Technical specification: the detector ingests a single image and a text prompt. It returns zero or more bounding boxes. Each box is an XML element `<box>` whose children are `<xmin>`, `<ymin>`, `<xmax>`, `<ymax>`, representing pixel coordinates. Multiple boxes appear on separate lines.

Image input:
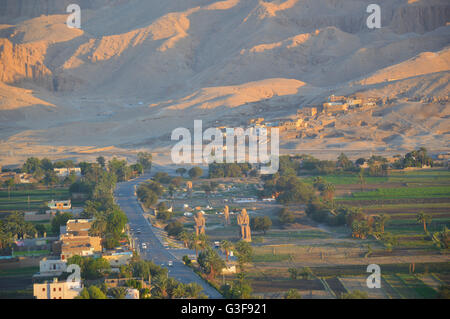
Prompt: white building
<box><xmin>48</xmin><ymin>200</ymin><xmax>72</xmax><ymax>210</ymax></box>
<box><xmin>33</xmin><ymin>278</ymin><xmax>83</xmax><ymax>299</ymax></box>
<box><xmin>35</xmin><ymin>258</ymin><xmax>67</xmax><ymax>277</ymax></box>
<box><xmin>54</xmin><ymin>168</ymin><xmax>82</xmax><ymax>178</ymax></box>
<box><xmin>233</xmin><ymin>197</ymin><xmax>257</xmax><ymax>203</ymax></box>
<box><xmin>125</xmin><ymin>288</ymin><xmax>140</xmax><ymax>299</ymax></box>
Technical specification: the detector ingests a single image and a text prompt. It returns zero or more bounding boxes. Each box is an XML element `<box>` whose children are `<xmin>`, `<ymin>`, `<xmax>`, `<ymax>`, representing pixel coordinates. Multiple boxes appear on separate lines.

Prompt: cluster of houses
<box><xmin>245</xmin><ymin>117</ymin><xmax>307</xmax><ymax>133</ymax></box>
<box><xmin>0</xmin><ymin>171</ymin><xmax>37</xmax><ymax>184</ymax></box>
<box><xmin>210</xmin><ymin>94</ymin><xmax>378</xmax><ymax>139</ymax></box>
<box><xmin>233</xmin><ymin>197</ymin><xmax>275</xmax><ymax>203</ymax></box>
<box><xmin>0</xmin><ymin>166</ymin><xmax>82</xmax><ymax>184</ymax></box>
<box><xmin>321</xmin><ymin>95</ymin><xmax>378</xmax><ymax>115</ymax></box>
<box><xmin>32</xmin><ymin>216</ymin><xmax>136</xmax><ymax>299</ymax></box>
<box><xmin>241</xmin><ymin>95</ymin><xmax>380</xmax><ymax>137</ymax></box>
<box><xmin>53</xmin><ymin>167</ymin><xmax>82</xmax><ymax>178</ymax></box>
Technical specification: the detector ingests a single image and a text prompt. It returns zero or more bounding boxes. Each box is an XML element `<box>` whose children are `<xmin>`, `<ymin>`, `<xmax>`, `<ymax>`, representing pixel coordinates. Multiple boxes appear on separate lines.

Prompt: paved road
<box><xmin>114</xmin><ymin>171</ymin><xmax>222</xmax><ymax>299</ymax></box>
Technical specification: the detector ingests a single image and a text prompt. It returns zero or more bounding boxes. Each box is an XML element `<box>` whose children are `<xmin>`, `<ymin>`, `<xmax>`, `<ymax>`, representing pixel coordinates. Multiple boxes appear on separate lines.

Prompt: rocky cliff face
<box><xmin>390</xmin><ymin>3</ymin><xmax>450</xmax><ymax>34</ymax></box>
<box><xmin>0</xmin><ymin>38</ymin><xmax>53</xmax><ymax>89</ymax></box>
<box><xmin>279</xmin><ymin>0</ymin><xmax>450</xmax><ymax>34</ymax></box>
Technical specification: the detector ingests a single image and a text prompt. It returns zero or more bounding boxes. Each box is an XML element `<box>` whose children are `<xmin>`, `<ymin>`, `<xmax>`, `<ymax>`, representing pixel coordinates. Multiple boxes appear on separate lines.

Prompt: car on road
<box><xmin>168</xmin><ymin>261</ymin><xmax>173</xmax><ymax>267</ymax></box>
<box><xmin>142</xmin><ymin>243</ymin><xmax>147</xmax><ymax>249</ymax></box>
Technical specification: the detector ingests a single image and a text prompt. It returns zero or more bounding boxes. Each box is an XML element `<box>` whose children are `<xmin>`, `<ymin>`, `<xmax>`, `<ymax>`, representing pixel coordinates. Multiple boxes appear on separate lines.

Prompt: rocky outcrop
<box><xmin>390</xmin><ymin>3</ymin><xmax>450</xmax><ymax>34</ymax></box>
<box><xmin>0</xmin><ymin>38</ymin><xmax>53</xmax><ymax>89</ymax></box>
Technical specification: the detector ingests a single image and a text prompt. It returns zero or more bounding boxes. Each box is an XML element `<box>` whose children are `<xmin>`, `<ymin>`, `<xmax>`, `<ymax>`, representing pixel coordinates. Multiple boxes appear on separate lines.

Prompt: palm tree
<box><xmin>24</xmin><ymin>223</ymin><xmax>37</xmax><ymax>239</ymax></box>
<box><xmin>288</xmin><ymin>268</ymin><xmax>299</xmax><ymax>280</ymax></box>
<box><xmin>152</xmin><ymin>274</ymin><xmax>169</xmax><ymax>298</ymax></box>
<box><xmin>321</xmin><ymin>182</ymin><xmax>335</xmax><ymax>202</ymax></box>
<box><xmin>176</xmin><ymin>168</ymin><xmax>187</xmax><ymax>177</ymax></box>
<box><xmin>179</xmin><ymin>231</ymin><xmax>190</xmax><ymax>248</ymax></box>
<box><xmin>0</xmin><ymin>231</ymin><xmax>13</xmax><ymax>250</ymax></box>
<box><xmin>90</xmin><ymin>213</ymin><xmax>107</xmax><ymax>237</ymax></box>
<box><xmin>313</xmin><ymin>176</ymin><xmax>325</xmax><ymax>190</ymax></box>
<box><xmin>4</xmin><ymin>178</ymin><xmax>14</xmax><ymax>200</ymax></box>
<box><xmin>168</xmin><ymin>185</ymin><xmax>175</xmax><ymax>198</ymax></box>
<box><xmin>188</xmin><ymin>233</ymin><xmax>201</xmax><ymax>257</ymax></box>
<box><xmin>376</xmin><ymin>214</ymin><xmax>390</xmax><ymax>233</ymax></box>
<box><xmin>185</xmin><ymin>283</ymin><xmax>203</xmax><ymax>299</ymax></box>
<box><xmin>358</xmin><ymin>168</ymin><xmax>366</xmax><ymax>191</ymax></box>
<box><xmin>220</xmin><ymin>240</ymin><xmax>233</xmax><ymax>262</ymax></box>
<box><xmin>285</xmin><ymin>289</ymin><xmax>302</xmax><ymax>299</ymax></box>
<box><xmin>171</xmin><ymin>282</ymin><xmax>187</xmax><ymax>299</ymax></box>
<box><xmin>200</xmin><ymin>247</ymin><xmax>224</xmax><ymax>280</ymax></box>
<box><xmin>300</xmin><ymin>267</ymin><xmax>313</xmax><ymax>280</ymax></box>
<box><xmin>198</xmin><ymin>233</ymin><xmax>209</xmax><ymax>252</ymax></box>
<box><xmin>417</xmin><ymin>212</ymin><xmax>432</xmax><ymax>233</ymax></box>
<box><xmin>167</xmin><ymin>277</ymin><xmax>181</xmax><ymax>299</ymax></box>
<box><xmin>431</xmin><ymin>226</ymin><xmax>449</xmax><ymax>249</ymax></box>
<box><xmin>108</xmin><ymin>287</ymin><xmax>128</xmax><ymax>299</ymax></box>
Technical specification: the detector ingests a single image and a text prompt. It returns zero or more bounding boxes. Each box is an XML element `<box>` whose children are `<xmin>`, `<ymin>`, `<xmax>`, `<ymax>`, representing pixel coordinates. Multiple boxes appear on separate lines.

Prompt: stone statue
<box><xmin>194</xmin><ymin>211</ymin><xmax>206</xmax><ymax>236</ymax></box>
<box><xmin>223</xmin><ymin>205</ymin><xmax>230</xmax><ymax>226</ymax></box>
<box><xmin>237</xmin><ymin>208</ymin><xmax>251</xmax><ymax>242</ymax></box>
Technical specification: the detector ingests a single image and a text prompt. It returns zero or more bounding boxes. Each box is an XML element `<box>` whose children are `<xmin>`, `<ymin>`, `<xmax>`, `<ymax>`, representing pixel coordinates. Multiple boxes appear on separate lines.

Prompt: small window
<box><xmin>59</xmin><ymin>288</ymin><xmax>62</xmax><ymax>291</ymax></box>
<box><xmin>53</xmin><ymin>288</ymin><xmax>56</xmax><ymax>292</ymax></box>
<box><xmin>42</xmin><ymin>288</ymin><xmax>45</xmax><ymax>292</ymax></box>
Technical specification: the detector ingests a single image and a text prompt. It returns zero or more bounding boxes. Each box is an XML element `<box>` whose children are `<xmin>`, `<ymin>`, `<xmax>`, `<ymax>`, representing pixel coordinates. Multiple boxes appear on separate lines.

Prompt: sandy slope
<box><xmin>358</xmin><ymin>47</ymin><xmax>450</xmax><ymax>86</ymax></box>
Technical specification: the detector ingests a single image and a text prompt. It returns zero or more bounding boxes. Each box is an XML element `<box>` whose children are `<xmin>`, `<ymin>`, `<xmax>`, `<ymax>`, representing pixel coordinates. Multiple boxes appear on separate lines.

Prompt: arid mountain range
<box><xmin>0</xmin><ymin>0</ymin><xmax>449</xmax><ymax>165</ymax></box>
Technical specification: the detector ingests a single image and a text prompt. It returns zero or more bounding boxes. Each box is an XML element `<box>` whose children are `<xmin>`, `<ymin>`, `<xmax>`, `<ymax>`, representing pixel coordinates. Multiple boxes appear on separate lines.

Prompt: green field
<box><xmin>381</xmin><ymin>274</ymin><xmax>439</xmax><ymax>299</ymax></box>
<box><xmin>341</xmin><ymin>186</ymin><xmax>450</xmax><ymax>200</ymax></box>
<box><xmin>0</xmin><ymin>266</ymin><xmax>39</xmax><ymax>278</ymax></box>
<box><xmin>0</xmin><ymin>289</ymin><xmax>32</xmax><ymax>299</ymax></box>
<box><xmin>303</xmin><ymin>175</ymin><xmax>388</xmax><ymax>185</ymax></box>
<box><xmin>0</xmin><ymin>188</ymin><xmax>71</xmax><ymax>213</ymax></box>
<box><xmin>396</xmin><ymin>274</ymin><xmax>438</xmax><ymax>298</ymax></box>
<box><xmin>252</xmin><ymin>253</ymin><xmax>292</xmax><ymax>263</ymax></box>
<box><xmin>12</xmin><ymin>250</ymin><xmax>51</xmax><ymax>257</ymax></box>
<box><xmin>263</xmin><ymin>230</ymin><xmax>331</xmax><ymax>240</ymax></box>
<box><xmin>363</xmin><ymin>202</ymin><xmax>450</xmax><ymax>210</ymax></box>
<box><xmin>303</xmin><ymin>169</ymin><xmax>450</xmax><ymax>186</ymax></box>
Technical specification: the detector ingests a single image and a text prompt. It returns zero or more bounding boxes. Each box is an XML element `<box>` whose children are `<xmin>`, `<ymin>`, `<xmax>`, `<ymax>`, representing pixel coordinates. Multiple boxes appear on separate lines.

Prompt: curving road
<box><xmin>114</xmin><ymin>170</ymin><xmax>222</xmax><ymax>299</ymax></box>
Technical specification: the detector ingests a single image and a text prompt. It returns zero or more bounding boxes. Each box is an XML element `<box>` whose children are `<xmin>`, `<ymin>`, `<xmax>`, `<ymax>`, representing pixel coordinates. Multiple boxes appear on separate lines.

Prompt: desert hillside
<box><xmin>0</xmin><ymin>0</ymin><xmax>449</xmax><ymax>165</ymax></box>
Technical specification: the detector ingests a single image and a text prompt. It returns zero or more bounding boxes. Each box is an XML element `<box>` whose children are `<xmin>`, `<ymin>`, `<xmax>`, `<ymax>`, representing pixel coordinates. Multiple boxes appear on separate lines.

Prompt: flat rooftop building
<box><xmin>65</xmin><ymin>219</ymin><xmax>94</xmax><ymax>236</ymax></box>
<box><xmin>33</xmin><ymin>278</ymin><xmax>82</xmax><ymax>299</ymax></box>
<box><xmin>60</xmin><ymin>234</ymin><xmax>102</xmax><ymax>260</ymax></box>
